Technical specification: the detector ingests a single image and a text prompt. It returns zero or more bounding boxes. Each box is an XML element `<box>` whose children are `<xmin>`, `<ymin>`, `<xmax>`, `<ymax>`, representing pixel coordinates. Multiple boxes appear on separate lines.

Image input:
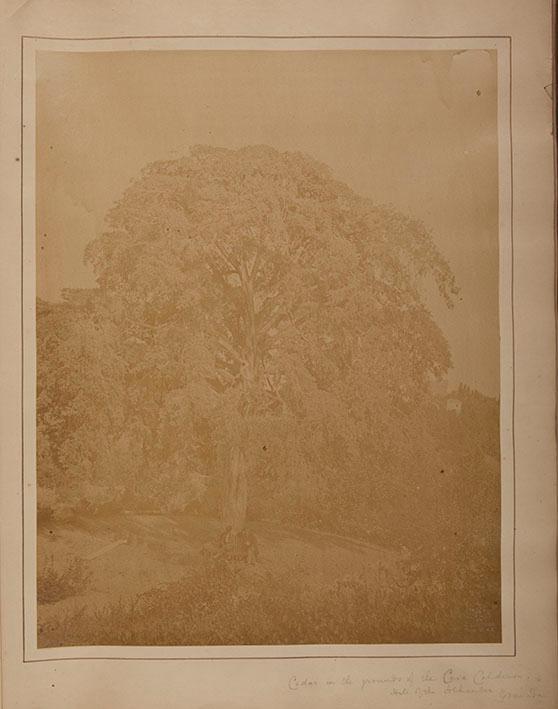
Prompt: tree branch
<box><xmin>213</xmin><ymin>243</ymin><xmax>240</xmax><ymax>274</ymax></box>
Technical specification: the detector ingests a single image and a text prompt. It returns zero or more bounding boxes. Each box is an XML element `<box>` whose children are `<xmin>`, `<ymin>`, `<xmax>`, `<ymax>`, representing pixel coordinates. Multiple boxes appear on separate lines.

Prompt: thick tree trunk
<box><xmin>220</xmin><ymin>249</ymin><xmax>258</xmax><ymax>541</ymax></box>
<box><xmin>222</xmin><ymin>444</ymin><xmax>248</xmax><ymax>534</ymax></box>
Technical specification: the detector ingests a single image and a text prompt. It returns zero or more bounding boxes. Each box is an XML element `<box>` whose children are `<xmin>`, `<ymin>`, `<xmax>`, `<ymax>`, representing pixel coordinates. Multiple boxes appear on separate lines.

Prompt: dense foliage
<box><xmin>39</xmin><ymin>547</ymin><xmax>499</xmax><ymax>647</ymax></box>
<box><xmin>37</xmin><ymin>146</ymin><xmax>499</xmax><ymax>598</ymax></box>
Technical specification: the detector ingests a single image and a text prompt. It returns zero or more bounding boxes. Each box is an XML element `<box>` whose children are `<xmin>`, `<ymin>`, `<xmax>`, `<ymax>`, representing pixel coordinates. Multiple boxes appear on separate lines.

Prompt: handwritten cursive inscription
<box><xmin>287</xmin><ymin>665</ymin><xmax>546</xmax><ymax>704</ymax></box>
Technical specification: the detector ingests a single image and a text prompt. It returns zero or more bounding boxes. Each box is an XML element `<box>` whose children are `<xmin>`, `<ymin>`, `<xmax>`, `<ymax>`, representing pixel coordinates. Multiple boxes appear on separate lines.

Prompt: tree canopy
<box><xmin>35</xmin><ymin>145</ymin><xmax>500</xmax><ymax>550</ymax></box>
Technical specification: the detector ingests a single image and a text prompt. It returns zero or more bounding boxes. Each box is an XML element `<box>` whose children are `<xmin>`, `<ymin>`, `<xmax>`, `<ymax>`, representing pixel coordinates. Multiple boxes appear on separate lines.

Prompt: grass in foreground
<box><xmin>38</xmin><ymin>545</ymin><xmax>500</xmax><ymax>647</ymax></box>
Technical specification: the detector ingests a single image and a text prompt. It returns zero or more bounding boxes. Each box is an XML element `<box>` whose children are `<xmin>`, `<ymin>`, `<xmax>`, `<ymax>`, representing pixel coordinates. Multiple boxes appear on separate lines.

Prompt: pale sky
<box><xmin>36</xmin><ymin>49</ymin><xmax>499</xmax><ymax>396</ymax></box>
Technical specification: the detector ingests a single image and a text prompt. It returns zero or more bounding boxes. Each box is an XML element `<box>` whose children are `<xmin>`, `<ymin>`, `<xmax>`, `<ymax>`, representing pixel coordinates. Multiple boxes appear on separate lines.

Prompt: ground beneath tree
<box><xmin>37</xmin><ymin>512</ymin><xmax>398</xmax><ymax>643</ymax></box>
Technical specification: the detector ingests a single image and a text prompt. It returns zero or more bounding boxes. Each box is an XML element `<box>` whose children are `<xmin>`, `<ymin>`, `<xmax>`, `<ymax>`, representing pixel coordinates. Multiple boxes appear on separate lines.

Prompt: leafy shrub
<box><xmin>37</xmin><ymin>485</ymin><xmax>80</xmax><ymax>524</ymax></box>
<box><xmin>37</xmin><ymin>485</ymin><xmax>58</xmax><ymax>524</ymax></box>
<box><xmin>38</xmin><ymin>541</ymin><xmax>499</xmax><ymax>647</ymax></box>
<box><xmin>37</xmin><ymin>555</ymin><xmax>92</xmax><ymax>605</ymax></box>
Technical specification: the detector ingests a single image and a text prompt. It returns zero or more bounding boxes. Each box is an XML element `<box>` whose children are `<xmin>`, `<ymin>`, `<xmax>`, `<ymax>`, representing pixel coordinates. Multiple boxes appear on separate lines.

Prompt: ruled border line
<box><xmin>20</xmin><ymin>34</ymin><xmax>516</xmax><ymax>663</ymax></box>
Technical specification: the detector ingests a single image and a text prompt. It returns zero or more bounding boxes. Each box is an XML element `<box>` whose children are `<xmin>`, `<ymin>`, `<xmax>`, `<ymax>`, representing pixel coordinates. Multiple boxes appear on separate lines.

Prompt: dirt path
<box><xmin>37</xmin><ymin>513</ymin><xmax>397</xmax><ymax>634</ymax></box>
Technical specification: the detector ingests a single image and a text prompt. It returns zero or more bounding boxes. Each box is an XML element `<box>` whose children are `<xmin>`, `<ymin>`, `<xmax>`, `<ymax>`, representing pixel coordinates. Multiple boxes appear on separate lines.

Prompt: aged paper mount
<box><xmin>0</xmin><ymin>2</ymin><xmax>556</xmax><ymax>708</ymax></box>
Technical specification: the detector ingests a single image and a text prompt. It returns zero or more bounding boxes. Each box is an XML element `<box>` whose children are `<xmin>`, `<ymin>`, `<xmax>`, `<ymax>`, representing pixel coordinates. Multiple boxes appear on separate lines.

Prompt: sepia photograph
<box><xmin>34</xmin><ymin>47</ymin><xmax>503</xmax><ymax>648</ymax></box>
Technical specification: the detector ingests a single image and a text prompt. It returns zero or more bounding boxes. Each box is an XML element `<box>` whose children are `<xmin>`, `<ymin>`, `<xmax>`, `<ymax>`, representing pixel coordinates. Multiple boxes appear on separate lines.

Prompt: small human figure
<box><xmin>238</xmin><ymin>528</ymin><xmax>259</xmax><ymax>564</ymax></box>
<box><xmin>200</xmin><ymin>525</ymin><xmax>232</xmax><ymax>560</ymax></box>
<box><xmin>246</xmin><ymin>530</ymin><xmax>259</xmax><ymax>564</ymax></box>
<box><xmin>217</xmin><ymin>525</ymin><xmax>232</xmax><ymax>548</ymax></box>
<box><xmin>216</xmin><ymin>525</ymin><xmax>233</xmax><ymax>558</ymax></box>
